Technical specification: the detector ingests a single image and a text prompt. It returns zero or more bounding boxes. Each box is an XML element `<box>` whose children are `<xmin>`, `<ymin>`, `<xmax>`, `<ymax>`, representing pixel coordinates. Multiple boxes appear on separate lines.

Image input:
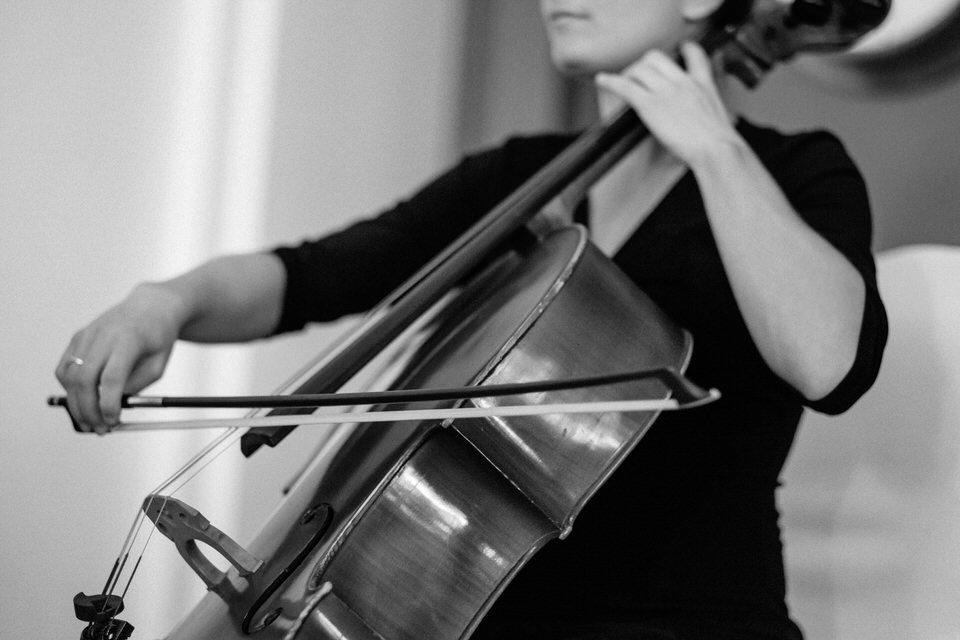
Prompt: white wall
<box><xmin>0</xmin><ymin>1</ymin><xmax>466</xmax><ymax>637</ymax></box>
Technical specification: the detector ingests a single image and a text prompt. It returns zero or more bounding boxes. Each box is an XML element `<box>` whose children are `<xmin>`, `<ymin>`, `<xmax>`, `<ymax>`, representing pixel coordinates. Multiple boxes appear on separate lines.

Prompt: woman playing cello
<box><xmin>57</xmin><ymin>1</ymin><xmax>887</xmax><ymax>638</ymax></box>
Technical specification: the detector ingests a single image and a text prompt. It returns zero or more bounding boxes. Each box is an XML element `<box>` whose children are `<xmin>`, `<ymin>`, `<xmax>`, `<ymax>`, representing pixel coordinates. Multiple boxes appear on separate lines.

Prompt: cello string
<box><xmin>100</xmin><ymin>497</ymin><xmax>172</xmax><ymax>625</ymax></box>
<box><xmin>100</xmin><ymin>496</ymin><xmax>164</xmax><ymax>609</ymax></box>
<box><xmin>152</xmin><ymin>426</ymin><xmax>244</xmax><ymax>495</ymax></box>
<box><xmin>98</xmin><ymin>501</ymin><xmax>176</xmax><ymax>619</ymax></box>
<box><xmin>109</xmin><ymin>429</ymin><xmax>238</xmax><ymax>579</ymax></box>
<box><xmin>100</xmin><ymin>555</ymin><xmax>123</xmax><ymax>596</ymax></box>
<box><xmin>99</xmin><ymin>505</ymin><xmax>150</xmax><ymax>607</ymax></box>
<box><xmin>166</xmin><ymin>429</ymin><xmax>246</xmax><ymax>496</ymax></box>
<box><xmin>115</xmin><ymin>495</ymin><xmax>172</xmax><ymax>607</ymax></box>
<box><xmin>111</xmin><ymin>413</ymin><xmax>336</xmax><ymax>610</ymax></box>
<box><xmin>113</xmin><ymin>430</ymin><xmax>249</xmax><ymax>602</ymax></box>
<box><xmin>100</xmin><ymin>428</ymin><xmax>244</xmax><ymax>612</ymax></box>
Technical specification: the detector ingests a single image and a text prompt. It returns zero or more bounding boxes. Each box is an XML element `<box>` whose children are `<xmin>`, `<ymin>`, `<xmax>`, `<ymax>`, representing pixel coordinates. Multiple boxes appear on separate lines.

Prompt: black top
<box><xmin>273</xmin><ymin>119</ymin><xmax>887</xmax><ymax>639</ymax></box>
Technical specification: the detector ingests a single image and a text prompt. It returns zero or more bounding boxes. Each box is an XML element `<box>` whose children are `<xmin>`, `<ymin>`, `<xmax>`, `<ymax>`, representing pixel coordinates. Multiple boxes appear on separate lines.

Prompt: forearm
<box><xmin>150</xmin><ymin>252</ymin><xmax>287</xmax><ymax>343</ymax></box>
<box><xmin>689</xmin><ymin>137</ymin><xmax>866</xmax><ymax>401</ymax></box>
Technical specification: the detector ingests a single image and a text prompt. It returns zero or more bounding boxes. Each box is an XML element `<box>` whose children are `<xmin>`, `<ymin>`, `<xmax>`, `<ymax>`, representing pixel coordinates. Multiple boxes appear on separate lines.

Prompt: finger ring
<box><xmin>67</xmin><ymin>356</ymin><xmax>85</xmax><ymax>367</ymax></box>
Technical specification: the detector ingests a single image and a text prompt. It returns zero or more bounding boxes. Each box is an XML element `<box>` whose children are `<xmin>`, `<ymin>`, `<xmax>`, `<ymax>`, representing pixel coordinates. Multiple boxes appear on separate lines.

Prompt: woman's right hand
<box><xmin>55</xmin><ymin>283</ymin><xmax>190</xmax><ymax>433</ymax></box>
<box><xmin>55</xmin><ymin>253</ymin><xmax>287</xmax><ymax>432</ymax></box>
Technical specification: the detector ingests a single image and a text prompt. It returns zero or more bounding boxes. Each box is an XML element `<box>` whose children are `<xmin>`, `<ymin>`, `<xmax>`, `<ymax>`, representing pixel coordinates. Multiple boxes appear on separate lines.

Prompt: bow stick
<box><xmin>48</xmin><ymin>367</ymin><xmax>719</xmax><ymax>433</ymax></box>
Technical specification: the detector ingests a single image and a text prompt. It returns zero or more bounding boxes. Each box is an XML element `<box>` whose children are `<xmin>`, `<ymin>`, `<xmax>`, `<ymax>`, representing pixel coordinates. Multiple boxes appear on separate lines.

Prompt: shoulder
<box><xmin>404</xmin><ymin>132</ymin><xmax>577</xmax><ymax>223</ymax></box>
<box><xmin>736</xmin><ymin>118</ymin><xmax>866</xmax><ymax>196</ymax></box>
<box><xmin>737</xmin><ymin>118</ymin><xmax>857</xmax><ymax>169</ymax></box>
<box><xmin>460</xmin><ymin>132</ymin><xmax>578</xmax><ymax>185</ymax></box>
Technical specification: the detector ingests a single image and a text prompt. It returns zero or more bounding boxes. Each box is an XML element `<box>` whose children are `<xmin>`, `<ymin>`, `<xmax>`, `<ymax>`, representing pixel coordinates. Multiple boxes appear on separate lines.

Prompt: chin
<box><xmin>548</xmin><ymin>36</ymin><xmax>641</xmax><ymax>76</ymax></box>
<box><xmin>550</xmin><ymin>47</ymin><xmax>618</xmax><ymax>76</ymax></box>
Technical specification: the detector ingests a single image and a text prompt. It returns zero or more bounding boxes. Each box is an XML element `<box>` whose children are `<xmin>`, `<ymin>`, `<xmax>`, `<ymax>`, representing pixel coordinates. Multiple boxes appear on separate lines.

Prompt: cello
<box><xmin>61</xmin><ymin>2</ymin><xmax>889</xmax><ymax>638</ymax></box>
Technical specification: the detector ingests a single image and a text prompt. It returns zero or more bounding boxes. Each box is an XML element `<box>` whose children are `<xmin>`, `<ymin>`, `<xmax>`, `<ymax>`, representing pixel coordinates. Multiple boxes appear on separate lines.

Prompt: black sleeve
<box><xmin>270</xmin><ymin>135</ymin><xmax>571</xmax><ymax>334</ymax></box>
<box><xmin>778</xmin><ymin>131</ymin><xmax>888</xmax><ymax>415</ymax></box>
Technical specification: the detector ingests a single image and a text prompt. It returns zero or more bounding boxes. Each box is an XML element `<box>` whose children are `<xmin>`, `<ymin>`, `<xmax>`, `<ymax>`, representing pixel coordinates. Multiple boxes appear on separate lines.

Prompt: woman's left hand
<box><xmin>595</xmin><ymin>41</ymin><xmax>737</xmax><ymax>166</ymax></box>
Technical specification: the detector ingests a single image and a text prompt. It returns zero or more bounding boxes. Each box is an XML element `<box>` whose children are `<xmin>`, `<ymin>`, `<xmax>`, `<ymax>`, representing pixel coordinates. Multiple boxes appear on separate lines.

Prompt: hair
<box><xmin>708</xmin><ymin>0</ymin><xmax>753</xmax><ymax>29</ymax></box>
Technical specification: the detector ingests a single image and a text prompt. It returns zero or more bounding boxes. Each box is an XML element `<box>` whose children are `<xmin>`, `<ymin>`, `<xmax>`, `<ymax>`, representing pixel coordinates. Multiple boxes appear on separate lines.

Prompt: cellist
<box><xmin>56</xmin><ymin>1</ymin><xmax>887</xmax><ymax>638</ymax></box>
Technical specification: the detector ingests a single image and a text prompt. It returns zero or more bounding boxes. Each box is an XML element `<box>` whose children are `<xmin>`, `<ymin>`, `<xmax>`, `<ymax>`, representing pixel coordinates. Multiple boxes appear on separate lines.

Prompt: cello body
<box><xmin>164</xmin><ymin>226</ymin><xmax>691</xmax><ymax>639</ymax></box>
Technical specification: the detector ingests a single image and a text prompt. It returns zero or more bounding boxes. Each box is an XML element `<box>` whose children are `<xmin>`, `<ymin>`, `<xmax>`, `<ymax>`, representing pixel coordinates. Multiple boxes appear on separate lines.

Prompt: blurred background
<box><xmin>2</xmin><ymin>1</ymin><xmax>959</xmax><ymax>638</ymax></box>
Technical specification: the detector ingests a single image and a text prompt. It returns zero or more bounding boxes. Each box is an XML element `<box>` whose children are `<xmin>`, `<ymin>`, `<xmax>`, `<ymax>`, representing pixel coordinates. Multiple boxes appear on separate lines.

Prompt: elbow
<box><xmin>794</xmin><ymin>282</ymin><xmax>888</xmax><ymax>416</ymax></box>
<box><xmin>796</xmin><ymin>353</ymin><xmax>856</xmax><ymax>412</ymax></box>
<box><xmin>794</xmin><ymin>333</ymin><xmax>883</xmax><ymax>416</ymax></box>
<box><xmin>779</xmin><ymin>330</ymin><xmax>862</xmax><ymax>415</ymax></box>
<box><xmin>793</xmin><ymin>286</ymin><xmax>873</xmax><ymax>412</ymax></box>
